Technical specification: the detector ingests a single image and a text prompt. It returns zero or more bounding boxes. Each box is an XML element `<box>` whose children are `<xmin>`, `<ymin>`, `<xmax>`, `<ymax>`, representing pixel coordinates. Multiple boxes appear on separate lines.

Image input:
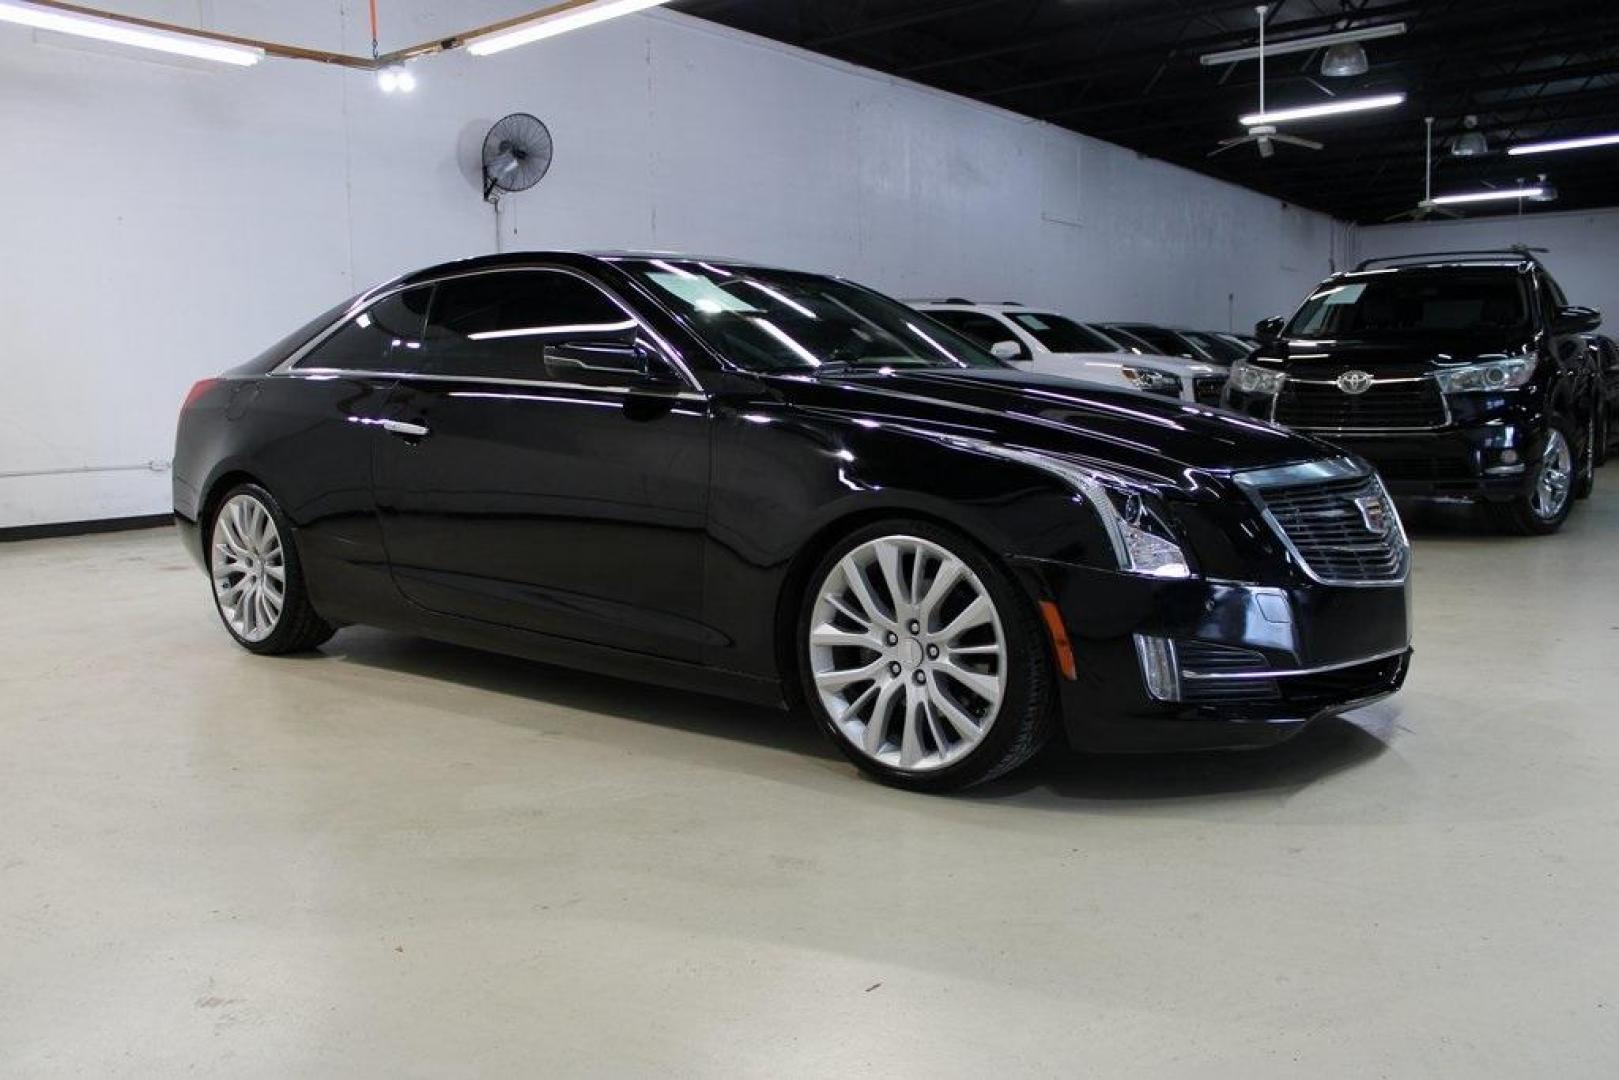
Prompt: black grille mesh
<box><xmin>1275</xmin><ymin>378</ymin><xmax>1445</xmax><ymax>430</ymax></box>
<box><xmin>1259</xmin><ymin>475</ymin><xmax>1407</xmax><ymax>584</ymax></box>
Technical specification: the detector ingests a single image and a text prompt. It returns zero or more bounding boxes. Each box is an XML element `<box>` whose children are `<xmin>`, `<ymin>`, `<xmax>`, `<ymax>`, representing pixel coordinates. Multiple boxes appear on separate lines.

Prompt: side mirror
<box><xmin>1254</xmin><ymin>316</ymin><xmax>1286</xmax><ymax>341</ymax></box>
<box><xmin>989</xmin><ymin>340</ymin><xmax>1024</xmax><ymax>361</ymax></box>
<box><xmin>543</xmin><ymin>339</ymin><xmax>678</xmax><ymax>387</ymax></box>
<box><xmin>1554</xmin><ymin>305</ymin><xmax>1602</xmax><ymax>334</ymax></box>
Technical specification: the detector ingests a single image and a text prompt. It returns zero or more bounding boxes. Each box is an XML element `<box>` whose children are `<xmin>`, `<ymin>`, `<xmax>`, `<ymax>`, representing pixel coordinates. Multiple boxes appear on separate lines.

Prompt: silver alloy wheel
<box><xmin>808</xmin><ymin>535</ymin><xmax>1007</xmax><ymax>773</ymax></box>
<box><xmin>1531</xmin><ymin>428</ymin><xmax>1573</xmax><ymax>521</ymax></box>
<box><xmin>211</xmin><ymin>493</ymin><xmax>286</xmax><ymax>643</ymax></box>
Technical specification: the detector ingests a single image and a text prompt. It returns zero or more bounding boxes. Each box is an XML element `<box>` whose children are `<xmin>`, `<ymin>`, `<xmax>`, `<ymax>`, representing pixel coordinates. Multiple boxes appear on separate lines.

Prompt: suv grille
<box><xmin>1193</xmin><ymin>375</ymin><xmax>1228</xmax><ymax>407</ymax></box>
<box><xmin>1275</xmin><ymin>377</ymin><xmax>1445</xmax><ymax>430</ymax></box>
<box><xmin>1257</xmin><ymin>475</ymin><xmax>1408</xmax><ymax>584</ymax></box>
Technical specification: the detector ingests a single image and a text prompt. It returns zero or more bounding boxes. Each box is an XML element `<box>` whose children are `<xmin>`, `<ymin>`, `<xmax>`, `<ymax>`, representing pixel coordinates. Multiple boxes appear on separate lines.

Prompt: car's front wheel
<box><xmin>798</xmin><ymin>521</ymin><xmax>1054</xmax><ymax>792</ymax></box>
<box><xmin>209</xmin><ymin>484</ymin><xmax>336</xmax><ymax>654</ymax></box>
<box><xmin>1489</xmin><ymin>420</ymin><xmax>1577</xmax><ymax>535</ymax></box>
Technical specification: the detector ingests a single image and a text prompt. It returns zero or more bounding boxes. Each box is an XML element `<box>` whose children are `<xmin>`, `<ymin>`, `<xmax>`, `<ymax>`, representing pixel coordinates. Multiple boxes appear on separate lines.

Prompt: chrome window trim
<box><xmin>1179</xmin><ymin>645</ymin><xmax>1410</xmax><ymax>681</ymax></box>
<box><xmin>1233</xmin><ymin>462</ymin><xmax>1411</xmax><ymax>589</ymax></box>
<box><xmin>270</xmin><ymin>263</ymin><xmax>702</xmax><ymax>392</ymax></box>
<box><xmin>277</xmin><ymin>368</ymin><xmax>708</xmax><ymax>403</ymax></box>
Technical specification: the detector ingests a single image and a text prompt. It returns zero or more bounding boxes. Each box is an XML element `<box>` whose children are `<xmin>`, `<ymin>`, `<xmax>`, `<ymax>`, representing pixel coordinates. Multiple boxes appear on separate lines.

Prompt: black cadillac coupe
<box><xmin>175</xmin><ymin>252</ymin><xmax>1412</xmax><ymax>791</ymax></box>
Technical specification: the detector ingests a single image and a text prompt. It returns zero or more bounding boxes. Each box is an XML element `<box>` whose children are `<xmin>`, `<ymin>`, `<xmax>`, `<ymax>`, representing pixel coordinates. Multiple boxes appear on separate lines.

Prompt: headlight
<box><xmin>969</xmin><ymin>445</ymin><xmax>1192</xmax><ymax>578</ymax></box>
<box><xmin>1120</xmin><ymin>366</ymin><xmax>1183</xmax><ymax>396</ymax></box>
<box><xmin>1229</xmin><ymin>358</ymin><xmax>1286</xmax><ymax>397</ymax></box>
<box><xmin>1432</xmin><ymin>358</ymin><xmax>1534</xmax><ymax>394</ymax></box>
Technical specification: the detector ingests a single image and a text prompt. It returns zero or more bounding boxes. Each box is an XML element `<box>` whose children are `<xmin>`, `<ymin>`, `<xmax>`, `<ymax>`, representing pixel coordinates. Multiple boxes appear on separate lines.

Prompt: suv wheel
<box><xmin>798</xmin><ymin>521</ymin><xmax>1055</xmax><ymax>792</ymax></box>
<box><xmin>210</xmin><ymin>484</ymin><xmax>337</xmax><ymax>654</ymax></box>
<box><xmin>1489</xmin><ymin>421</ymin><xmax>1577</xmax><ymax>535</ymax></box>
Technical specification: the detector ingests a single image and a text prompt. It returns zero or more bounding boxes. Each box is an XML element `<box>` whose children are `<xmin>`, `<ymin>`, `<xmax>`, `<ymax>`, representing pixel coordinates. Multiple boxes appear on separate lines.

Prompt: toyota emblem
<box><xmin>1335</xmin><ymin>370</ymin><xmax>1374</xmax><ymax>395</ymax></box>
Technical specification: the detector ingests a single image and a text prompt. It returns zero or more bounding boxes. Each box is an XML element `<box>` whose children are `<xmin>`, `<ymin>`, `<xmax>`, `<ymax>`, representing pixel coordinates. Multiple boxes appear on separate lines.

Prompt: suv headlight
<box><xmin>1433</xmin><ymin>358</ymin><xmax>1534</xmax><ymax>394</ymax></box>
<box><xmin>1229</xmin><ymin>358</ymin><xmax>1286</xmax><ymax>397</ymax></box>
<box><xmin>1120</xmin><ymin>365</ymin><xmax>1183</xmax><ymax>396</ymax></box>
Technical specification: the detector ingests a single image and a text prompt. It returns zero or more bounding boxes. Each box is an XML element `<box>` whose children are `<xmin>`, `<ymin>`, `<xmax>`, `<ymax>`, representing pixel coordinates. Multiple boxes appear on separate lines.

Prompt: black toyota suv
<box><xmin>1224</xmin><ymin>249</ymin><xmax>1604</xmax><ymax>535</ymax></box>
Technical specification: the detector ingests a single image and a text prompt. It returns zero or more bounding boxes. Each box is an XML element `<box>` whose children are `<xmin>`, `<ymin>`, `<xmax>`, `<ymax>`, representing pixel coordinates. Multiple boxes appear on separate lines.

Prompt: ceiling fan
<box><xmin>1384</xmin><ymin>116</ymin><xmax>1465</xmax><ymax>221</ymax></box>
<box><xmin>1209</xmin><ymin>5</ymin><xmax>1325</xmax><ymax>159</ymax></box>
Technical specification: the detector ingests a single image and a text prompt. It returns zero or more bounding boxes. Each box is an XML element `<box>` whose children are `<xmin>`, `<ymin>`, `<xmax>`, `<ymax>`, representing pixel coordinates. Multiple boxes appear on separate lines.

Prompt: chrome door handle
<box><xmin>379</xmin><ymin>420</ymin><xmax>429</xmax><ymax>438</ymax></box>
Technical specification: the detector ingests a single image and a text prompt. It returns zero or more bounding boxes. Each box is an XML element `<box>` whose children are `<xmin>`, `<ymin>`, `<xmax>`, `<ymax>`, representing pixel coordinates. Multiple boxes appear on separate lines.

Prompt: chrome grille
<box><xmin>1254</xmin><ymin>474</ymin><xmax>1408</xmax><ymax>585</ymax></box>
<box><xmin>1274</xmin><ymin>377</ymin><xmax>1446</xmax><ymax>430</ymax></box>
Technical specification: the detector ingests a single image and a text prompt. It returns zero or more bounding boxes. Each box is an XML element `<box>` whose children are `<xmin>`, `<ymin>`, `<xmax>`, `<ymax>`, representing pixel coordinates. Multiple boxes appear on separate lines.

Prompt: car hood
<box><xmin>1047</xmin><ymin>351</ymin><xmax>1224</xmax><ymax>377</ymax></box>
<box><xmin>1260</xmin><ymin>331</ymin><xmax>1535</xmax><ymax>375</ymax></box>
<box><xmin>768</xmin><ymin>366</ymin><xmax>1338</xmax><ymax>485</ymax></box>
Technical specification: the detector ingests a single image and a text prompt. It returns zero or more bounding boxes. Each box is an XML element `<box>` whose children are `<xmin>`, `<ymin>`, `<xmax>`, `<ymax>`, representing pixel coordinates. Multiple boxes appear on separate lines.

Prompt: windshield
<box><xmin>1286</xmin><ymin>271</ymin><xmax>1530</xmax><ymax>338</ymax></box>
<box><xmin>617</xmin><ymin>258</ymin><xmax>1000</xmax><ymax>373</ymax></box>
<box><xmin>1006</xmin><ymin>312</ymin><xmax>1120</xmax><ymax>353</ymax></box>
<box><xmin>1113</xmin><ymin>325</ymin><xmax>1206</xmax><ymax>360</ymax></box>
<box><xmin>1180</xmin><ymin>330</ymin><xmax>1247</xmax><ymax>363</ymax></box>
<box><xmin>1096</xmin><ymin>325</ymin><xmax>1164</xmax><ymax>355</ymax></box>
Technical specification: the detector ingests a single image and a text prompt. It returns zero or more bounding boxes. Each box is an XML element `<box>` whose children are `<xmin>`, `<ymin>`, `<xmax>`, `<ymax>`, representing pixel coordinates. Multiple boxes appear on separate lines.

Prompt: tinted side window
<box><xmin>1538</xmin><ymin>273</ymin><xmax>1568</xmax><ymax>321</ymax></box>
<box><xmin>296</xmin><ymin>286</ymin><xmax>432</xmax><ymax>371</ymax></box>
<box><xmin>928</xmin><ymin>310</ymin><xmax>1029</xmax><ymax>358</ymax></box>
<box><xmin>423</xmin><ymin>271</ymin><xmax>637</xmax><ymax>381</ymax></box>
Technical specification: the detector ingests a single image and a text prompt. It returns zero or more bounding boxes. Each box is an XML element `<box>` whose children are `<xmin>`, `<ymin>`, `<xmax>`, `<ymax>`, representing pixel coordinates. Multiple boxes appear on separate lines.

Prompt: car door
<box><xmin>263</xmin><ymin>284</ymin><xmax>434</xmax><ymax>618</ymax></box>
<box><xmin>372</xmin><ymin>267</ymin><xmax>713</xmax><ymax>662</ymax></box>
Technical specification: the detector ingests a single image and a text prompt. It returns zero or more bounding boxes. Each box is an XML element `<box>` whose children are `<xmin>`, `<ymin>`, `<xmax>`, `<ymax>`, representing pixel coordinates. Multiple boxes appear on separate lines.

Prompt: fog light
<box><xmin>1134</xmin><ymin>635</ymin><xmax>1181</xmax><ymax>702</ymax></box>
<box><xmin>1500</xmin><ymin>449</ymin><xmax>1519</xmax><ymax>465</ymax></box>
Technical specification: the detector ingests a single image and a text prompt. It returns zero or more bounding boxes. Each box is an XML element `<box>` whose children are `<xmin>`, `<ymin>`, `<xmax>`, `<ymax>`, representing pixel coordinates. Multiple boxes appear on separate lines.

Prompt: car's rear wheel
<box><xmin>209</xmin><ymin>484</ymin><xmax>335</xmax><ymax>654</ymax></box>
<box><xmin>798</xmin><ymin>520</ymin><xmax>1054</xmax><ymax>792</ymax></box>
<box><xmin>1489</xmin><ymin>421</ymin><xmax>1576</xmax><ymax>535</ymax></box>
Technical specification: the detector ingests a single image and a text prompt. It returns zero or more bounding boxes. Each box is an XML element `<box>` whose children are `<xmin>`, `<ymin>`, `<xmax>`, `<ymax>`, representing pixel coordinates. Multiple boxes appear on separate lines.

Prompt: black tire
<box><xmin>796</xmin><ymin>519</ymin><xmax>1056</xmax><ymax>793</ymax></box>
<box><xmin>1574</xmin><ymin>403</ymin><xmax>1598</xmax><ymax>499</ymax></box>
<box><xmin>1487</xmin><ymin>418</ymin><xmax>1578</xmax><ymax>536</ymax></box>
<box><xmin>208</xmin><ymin>482</ymin><xmax>336</xmax><ymax>655</ymax></box>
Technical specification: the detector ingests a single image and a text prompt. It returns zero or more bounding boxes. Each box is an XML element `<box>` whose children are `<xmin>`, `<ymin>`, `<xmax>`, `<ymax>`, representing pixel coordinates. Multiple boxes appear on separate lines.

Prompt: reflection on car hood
<box><xmin>1042</xmin><ymin>352</ymin><xmax>1223</xmax><ymax>377</ymax></box>
<box><xmin>774</xmin><ymin>366</ymin><xmax>1337</xmax><ymax>484</ymax></box>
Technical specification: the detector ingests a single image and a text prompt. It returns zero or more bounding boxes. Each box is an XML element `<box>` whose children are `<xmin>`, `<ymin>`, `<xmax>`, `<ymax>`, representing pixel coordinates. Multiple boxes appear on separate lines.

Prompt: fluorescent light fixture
<box><xmin>0</xmin><ymin>0</ymin><xmax>263</xmax><ymax>65</ymax></box>
<box><xmin>466</xmin><ymin>0</ymin><xmax>672</xmax><ymax>56</ymax></box>
<box><xmin>1241</xmin><ymin>92</ymin><xmax>1404</xmax><ymax>126</ymax></box>
<box><xmin>1508</xmin><ymin>133</ymin><xmax>1619</xmax><ymax>156</ymax></box>
<box><xmin>1201</xmin><ymin>21</ymin><xmax>1405</xmax><ymax>66</ymax></box>
<box><xmin>1426</xmin><ymin>187</ymin><xmax>1545</xmax><ymax>206</ymax></box>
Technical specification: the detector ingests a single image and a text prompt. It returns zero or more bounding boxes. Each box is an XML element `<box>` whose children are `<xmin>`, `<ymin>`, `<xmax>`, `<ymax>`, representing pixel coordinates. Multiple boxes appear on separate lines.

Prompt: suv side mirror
<box><xmin>1554</xmin><ymin>305</ymin><xmax>1602</xmax><ymax>334</ymax></box>
<box><xmin>989</xmin><ymin>340</ymin><xmax>1024</xmax><ymax>361</ymax></box>
<box><xmin>1254</xmin><ymin>316</ymin><xmax>1286</xmax><ymax>341</ymax></box>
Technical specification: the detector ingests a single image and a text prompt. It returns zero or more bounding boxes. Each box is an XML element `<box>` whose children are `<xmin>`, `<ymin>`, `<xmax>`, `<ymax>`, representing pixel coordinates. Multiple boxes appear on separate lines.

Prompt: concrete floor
<box><xmin>2</xmin><ymin>485</ymin><xmax>1617</xmax><ymax>1078</ymax></box>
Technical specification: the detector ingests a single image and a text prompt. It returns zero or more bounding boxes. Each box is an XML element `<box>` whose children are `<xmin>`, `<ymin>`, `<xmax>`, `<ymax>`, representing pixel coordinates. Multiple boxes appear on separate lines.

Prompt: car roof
<box><xmin>393</xmin><ymin>250</ymin><xmax>787</xmax><ymax>288</ymax></box>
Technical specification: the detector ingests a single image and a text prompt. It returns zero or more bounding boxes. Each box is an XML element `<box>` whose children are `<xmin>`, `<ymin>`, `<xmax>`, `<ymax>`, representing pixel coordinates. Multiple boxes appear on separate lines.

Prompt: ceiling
<box><xmin>669</xmin><ymin>0</ymin><xmax>1619</xmax><ymax>224</ymax></box>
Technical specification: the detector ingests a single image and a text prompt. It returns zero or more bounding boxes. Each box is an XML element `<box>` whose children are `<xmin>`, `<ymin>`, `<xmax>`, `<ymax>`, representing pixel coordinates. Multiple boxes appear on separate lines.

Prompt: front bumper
<box><xmin>1223</xmin><ymin>388</ymin><xmax>1544</xmax><ymax>500</ymax></box>
<box><xmin>1011</xmin><ymin>558</ymin><xmax>1411</xmax><ymax>752</ymax></box>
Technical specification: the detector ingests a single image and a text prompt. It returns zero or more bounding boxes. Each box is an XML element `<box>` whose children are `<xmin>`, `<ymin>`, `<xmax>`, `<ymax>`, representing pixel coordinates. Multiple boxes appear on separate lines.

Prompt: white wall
<box><xmin>1357</xmin><ymin>208</ymin><xmax>1619</xmax><ymax>324</ymax></box>
<box><xmin>0</xmin><ymin>1</ymin><xmax>1350</xmax><ymax>528</ymax></box>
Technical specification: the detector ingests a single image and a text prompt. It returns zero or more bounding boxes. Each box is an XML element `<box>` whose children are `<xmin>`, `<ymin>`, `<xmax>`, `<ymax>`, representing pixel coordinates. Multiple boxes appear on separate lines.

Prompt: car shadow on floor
<box><xmin>971</xmin><ymin>711</ymin><xmax>1394</xmax><ymax>803</ymax></box>
<box><xmin>324</xmin><ymin>628</ymin><xmax>1394</xmax><ymax>804</ymax></box>
<box><xmin>324</xmin><ymin>628</ymin><xmax>839</xmax><ymax>762</ymax></box>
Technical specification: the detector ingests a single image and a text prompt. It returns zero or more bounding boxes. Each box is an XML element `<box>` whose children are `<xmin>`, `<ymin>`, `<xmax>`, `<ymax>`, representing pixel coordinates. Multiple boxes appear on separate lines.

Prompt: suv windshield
<box><xmin>618</xmin><ymin>259</ymin><xmax>999</xmax><ymax>373</ymax></box>
<box><xmin>1287</xmin><ymin>270</ymin><xmax>1530</xmax><ymax>338</ymax></box>
<box><xmin>1006</xmin><ymin>312</ymin><xmax>1119</xmax><ymax>353</ymax></box>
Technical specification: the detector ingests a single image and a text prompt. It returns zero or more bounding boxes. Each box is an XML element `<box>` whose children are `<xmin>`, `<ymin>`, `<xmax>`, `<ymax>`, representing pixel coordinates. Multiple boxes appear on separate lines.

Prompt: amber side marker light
<box><xmin>1038</xmin><ymin>601</ymin><xmax>1078</xmax><ymax>681</ymax></box>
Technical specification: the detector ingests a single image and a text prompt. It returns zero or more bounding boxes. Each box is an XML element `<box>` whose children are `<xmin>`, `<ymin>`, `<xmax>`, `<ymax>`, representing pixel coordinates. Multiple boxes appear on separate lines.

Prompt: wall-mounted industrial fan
<box><xmin>482</xmin><ymin>112</ymin><xmax>553</xmax><ymax>203</ymax></box>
